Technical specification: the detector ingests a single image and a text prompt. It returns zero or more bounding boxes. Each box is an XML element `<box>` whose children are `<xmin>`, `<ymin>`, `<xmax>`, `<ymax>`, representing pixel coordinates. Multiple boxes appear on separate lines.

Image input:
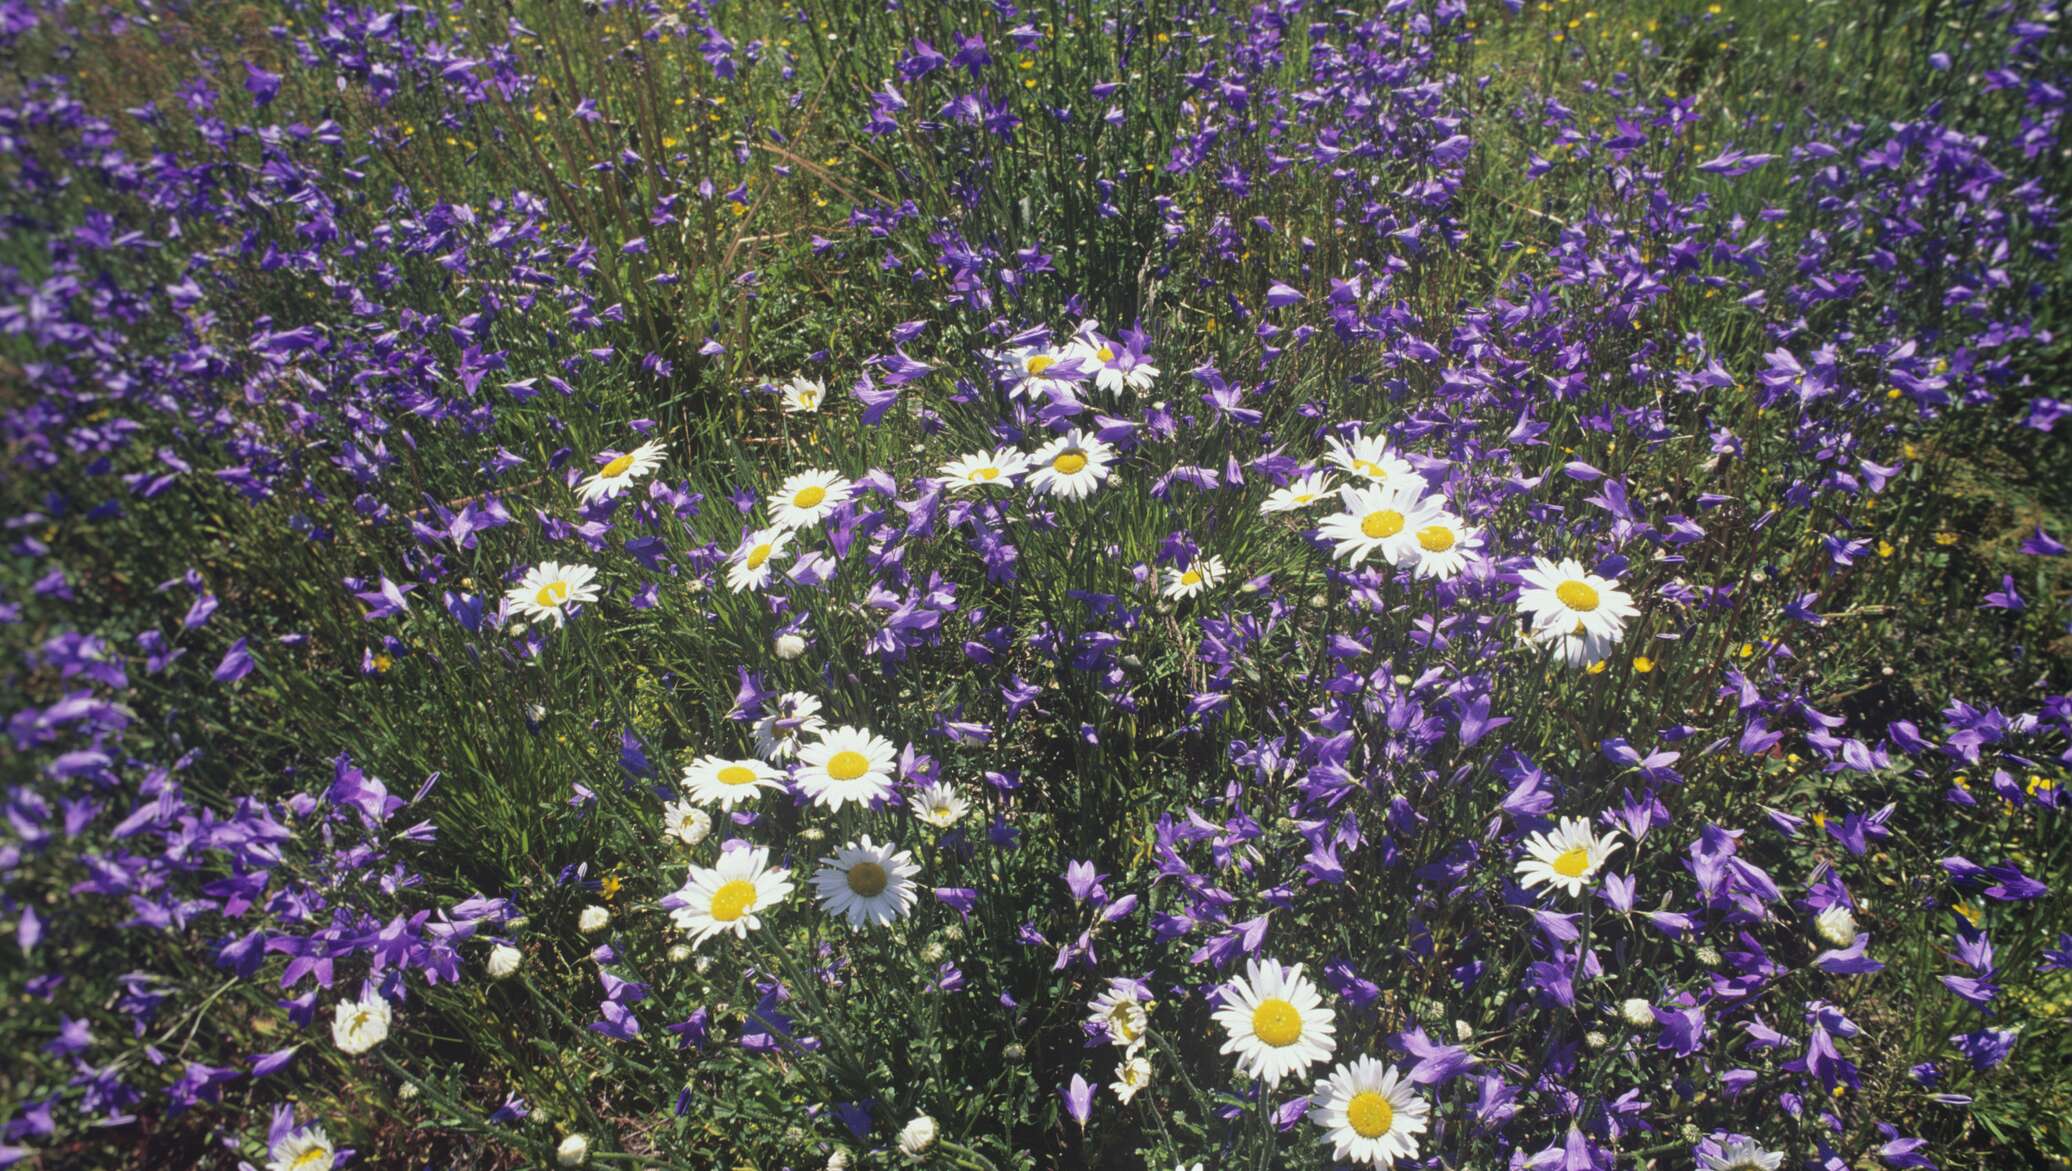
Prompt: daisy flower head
<box><xmin>796</xmin><ymin>725</ymin><xmax>898</xmax><ymax>811</ymax></box>
<box><xmin>1308</xmin><ymin>1056</ymin><xmax>1430</xmax><ymax>1168</ymax></box>
<box><xmin>1515</xmin><ymin>815</ymin><xmax>1623</xmax><ymax>897</ymax></box>
<box><xmin>1087</xmin><ymin>977</ymin><xmax>1151</xmax><ymax>1048</ymax></box>
<box><xmin>1111</xmin><ymin>1053</ymin><xmax>1153</xmax><ymax>1104</ymax></box>
<box><xmin>267</xmin><ymin>1125</ymin><xmax>337</xmax><ymax>1171</ymax></box>
<box><xmin>663</xmin><ymin>799</ymin><xmax>713</xmax><ymax>846</ymax></box>
<box><xmin>331</xmin><ymin>991</ymin><xmax>391</xmax><ymax>1055</ymax></box>
<box><xmin>1517</xmin><ymin>556</ymin><xmax>1638</xmax><ymax>650</ymax></box>
<box><xmin>908</xmin><ymin>781</ymin><xmax>971</xmax><ymax>828</ymax></box>
<box><xmin>939</xmin><ymin>446</ymin><xmax>1030</xmax><ymax>492</ymax></box>
<box><xmin>1213</xmin><ymin>957</ymin><xmax>1336</xmax><ymax>1086</ymax></box>
<box><xmin>996</xmin><ymin>343</ymin><xmax>1082</xmax><ymax>401</ymax></box>
<box><xmin>1698</xmin><ymin>1139</ymin><xmax>1786</xmax><ymax>1171</ymax></box>
<box><xmin>725</xmin><ymin>527</ymin><xmax>793</xmax><ymax>593</ymax></box>
<box><xmin>1026</xmin><ymin>429</ymin><xmax>1115</xmax><ymax>500</ymax></box>
<box><xmin>681</xmin><ymin>755</ymin><xmax>787</xmax><ymax>809</ymax></box>
<box><xmin>769</xmin><ymin>468</ymin><xmax>855</xmax><ymax>530</ymax></box>
<box><xmin>505</xmin><ymin>561</ymin><xmax>601</xmax><ymax>627</ymax></box>
<box><xmin>1324</xmin><ymin>431</ymin><xmax>1415</xmax><ymax>487</ymax></box>
<box><xmin>811</xmin><ymin>836</ymin><xmax>921</xmax><ymax>928</ymax></box>
<box><xmin>1261</xmin><ymin>470</ymin><xmax>1336</xmax><ymax>514</ymax></box>
<box><xmin>1162</xmin><ymin>555</ymin><xmax>1227</xmax><ymax>600</ymax></box>
<box><xmin>781</xmin><ymin>375</ymin><xmax>826</xmax><ymax>414</ymax></box>
<box><xmin>1317</xmin><ymin>483</ymin><xmax>1440</xmax><ymax>569</ymax></box>
<box><xmin>669</xmin><ymin>845</ymin><xmax>793</xmax><ymax>947</ymax></box>
<box><xmin>1405</xmin><ymin>512</ymin><xmax>1483</xmax><ymax>581</ymax></box>
<box><xmin>576</xmin><ymin>439</ymin><xmax>665</xmax><ymax>505</ymax></box>
<box><xmin>753</xmin><ymin>691</ymin><xmax>828</xmax><ymax>761</ymax></box>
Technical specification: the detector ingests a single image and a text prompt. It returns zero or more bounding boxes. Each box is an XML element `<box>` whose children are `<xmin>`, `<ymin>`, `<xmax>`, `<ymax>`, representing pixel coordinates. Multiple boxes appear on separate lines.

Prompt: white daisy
<box><xmin>331</xmin><ymin>992</ymin><xmax>391</xmax><ymax>1055</ymax></box>
<box><xmin>753</xmin><ymin>692</ymin><xmax>828</xmax><ymax>761</ymax></box>
<box><xmin>726</xmin><ymin>527</ymin><xmax>793</xmax><ymax>593</ymax></box>
<box><xmin>505</xmin><ymin>561</ymin><xmax>601</xmax><ymax>627</ymax></box>
<box><xmin>1316</xmin><ymin>484</ymin><xmax>1440</xmax><ymax>569</ymax></box>
<box><xmin>1026</xmin><ymin>430</ymin><xmax>1115</xmax><ymax>500</ymax></box>
<box><xmin>1515</xmin><ymin>816</ymin><xmax>1623</xmax><ymax>897</ymax></box>
<box><xmin>1405</xmin><ymin>512</ymin><xmax>1482</xmax><ymax>581</ymax></box>
<box><xmin>1699</xmin><ymin>1140</ymin><xmax>1786</xmax><ymax>1171</ymax></box>
<box><xmin>1324</xmin><ymin>432</ymin><xmax>1415</xmax><ymax>487</ymax></box>
<box><xmin>796</xmin><ymin>726</ymin><xmax>898</xmax><ymax>811</ymax></box>
<box><xmin>1111</xmin><ymin>1053</ymin><xmax>1153</xmax><ymax>1104</ymax></box>
<box><xmin>1260</xmin><ymin>471</ymin><xmax>1337</xmax><ymax>514</ymax></box>
<box><xmin>1087</xmin><ymin>978</ymin><xmax>1151</xmax><ymax>1048</ymax></box>
<box><xmin>810</xmin><ymin>836</ymin><xmax>921</xmax><ymax>929</ymax></box>
<box><xmin>1530</xmin><ymin>622</ymin><xmax>1623</xmax><ymax>669</ymax></box>
<box><xmin>663</xmin><ymin>800</ymin><xmax>713</xmax><ymax>846</ymax></box>
<box><xmin>1162</xmin><ymin>555</ymin><xmax>1227</xmax><ymax>600</ymax></box>
<box><xmin>669</xmin><ymin>845</ymin><xmax>793</xmax><ymax>947</ymax></box>
<box><xmin>997</xmin><ymin>344</ymin><xmax>1080</xmax><ymax>400</ymax></box>
<box><xmin>768</xmin><ymin>468</ymin><xmax>855</xmax><ymax>530</ymax></box>
<box><xmin>268</xmin><ymin>1126</ymin><xmax>337</xmax><ymax>1171</ymax></box>
<box><xmin>908</xmin><ymin>782</ymin><xmax>971</xmax><ymax>828</ymax></box>
<box><xmin>1212</xmin><ymin>957</ymin><xmax>1336</xmax><ymax>1086</ymax></box>
<box><xmin>939</xmin><ymin>447</ymin><xmax>1031</xmax><ymax>492</ymax></box>
<box><xmin>1308</xmin><ymin>1056</ymin><xmax>1430</xmax><ymax>1168</ymax></box>
<box><xmin>1517</xmin><ymin>557</ymin><xmax>1638</xmax><ymax>648</ymax></box>
<box><xmin>681</xmin><ymin>755</ymin><xmax>786</xmax><ymax>809</ymax></box>
<box><xmin>575</xmin><ymin>440</ymin><xmax>665</xmax><ymax>505</ymax></box>
<box><xmin>781</xmin><ymin>375</ymin><xmax>826</xmax><ymax>414</ymax></box>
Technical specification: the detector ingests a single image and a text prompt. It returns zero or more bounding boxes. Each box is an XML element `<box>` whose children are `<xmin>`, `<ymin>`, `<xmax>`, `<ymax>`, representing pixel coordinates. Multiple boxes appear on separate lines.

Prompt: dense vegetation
<box><xmin>2</xmin><ymin>1</ymin><xmax>2069</xmax><ymax>1169</ymax></box>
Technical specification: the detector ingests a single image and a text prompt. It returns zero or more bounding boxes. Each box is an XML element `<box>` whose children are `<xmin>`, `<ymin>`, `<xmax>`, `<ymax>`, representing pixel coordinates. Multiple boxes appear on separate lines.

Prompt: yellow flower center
<box><xmin>826</xmin><ymin>750</ymin><xmax>870</xmax><ymax>782</ymax></box>
<box><xmin>599</xmin><ymin>453</ymin><xmax>636</xmax><ymax>478</ymax></box>
<box><xmin>1346</xmin><ymin>1091</ymin><xmax>1394</xmax><ymax>1138</ymax></box>
<box><xmin>1555</xmin><ymin>580</ymin><xmax>1601</xmax><ymax>612</ymax></box>
<box><xmin>709</xmin><ymin>879</ymin><xmax>757</xmax><ymax>922</ymax></box>
<box><xmin>793</xmin><ymin>485</ymin><xmax>827</xmax><ymax>509</ymax></box>
<box><xmin>1293</xmin><ymin>492</ymin><xmax>1317</xmax><ymax>504</ymax></box>
<box><xmin>534</xmin><ymin>579</ymin><xmax>570</xmax><ymax>608</ymax></box>
<box><xmin>1360</xmin><ymin>510</ymin><xmax>1403</xmax><ymax>540</ymax></box>
<box><xmin>845</xmin><ymin>861</ymin><xmax>889</xmax><ymax>897</ymax></box>
<box><xmin>797</xmin><ymin>390</ymin><xmax>818</xmax><ymax>408</ymax></box>
<box><xmin>1552</xmin><ymin>846</ymin><xmax>1592</xmax><ymax>878</ymax></box>
<box><xmin>1251</xmin><ymin>997</ymin><xmax>1303</xmax><ymax>1047</ymax></box>
<box><xmin>1180</xmin><ymin>569</ymin><xmax>1203</xmax><ymax>586</ymax></box>
<box><xmin>1416</xmin><ymin>524</ymin><xmax>1455</xmax><ymax>552</ymax></box>
<box><xmin>745</xmin><ymin>543</ymin><xmax>773</xmax><ymax>570</ymax></box>
<box><xmin>1052</xmin><ymin>451</ymin><xmax>1089</xmax><ymax>475</ymax></box>
<box><xmin>349</xmin><ymin>1010</ymin><xmax>371</xmax><ymax>1033</ymax></box>
<box><xmin>291</xmin><ymin>1147</ymin><xmax>333</xmax><ymax>1171</ymax></box>
<box><xmin>1025</xmin><ymin>355</ymin><xmax>1056</xmax><ymax>376</ymax></box>
<box><xmin>970</xmin><ymin>466</ymin><xmax>1000</xmax><ymax>481</ymax></box>
<box><xmin>1096</xmin><ymin>345</ymin><xmax>1115</xmax><ymax>362</ymax></box>
<box><xmin>1354</xmin><ymin>458</ymin><xmax>1387</xmax><ymax>479</ymax></box>
<box><xmin>717</xmin><ymin>765</ymin><xmax>758</xmax><ymax>786</ymax></box>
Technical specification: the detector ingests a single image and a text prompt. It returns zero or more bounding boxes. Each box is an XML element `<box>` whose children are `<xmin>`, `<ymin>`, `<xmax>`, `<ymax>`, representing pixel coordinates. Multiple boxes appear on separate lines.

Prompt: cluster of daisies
<box><xmin>663</xmin><ymin>694</ymin><xmax>973</xmax><ymax>944</ymax></box>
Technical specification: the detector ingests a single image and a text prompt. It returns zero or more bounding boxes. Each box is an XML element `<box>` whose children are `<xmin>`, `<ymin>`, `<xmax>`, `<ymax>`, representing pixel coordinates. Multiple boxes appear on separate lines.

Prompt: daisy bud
<box><xmin>555</xmin><ymin>1134</ymin><xmax>590</xmax><ymax>1166</ymax></box>
<box><xmin>667</xmin><ymin>944</ymin><xmax>693</xmax><ymax>963</ymax></box>
<box><xmin>774</xmin><ymin>633</ymin><xmax>807</xmax><ymax>659</ymax></box>
<box><xmin>1814</xmin><ymin>905</ymin><xmax>1859</xmax><ymax>947</ymax></box>
<box><xmin>1619</xmin><ymin>998</ymin><xmax>1655</xmax><ymax>1028</ymax></box>
<box><xmin>1585</xmin><ymin>1030</ymin><xmax>1610</xmax><ymax>1050</ymax></box>
<box><xmin>896</xmin><ymin>1114</ymin><xmax>938</xmax><ymax>1159</ymax></box>
<box><xmin>486</xmin><ymin>944</ymin><xmax>523</xmax><ymax>980</ymax></box>
<box><xmin>397</xmin><ymin>1082</ymin><xmax>419</xmax><ymax>1101</ymax></box>
<box><xmin>577</xmin><ymin>905</ymin><xmax>611</xmax><ymax>935</ymax></box>
<box><xmin>826</xmin><ymin>1152</ymin><xmax>853</xmax><ymax>1171</ymax></box>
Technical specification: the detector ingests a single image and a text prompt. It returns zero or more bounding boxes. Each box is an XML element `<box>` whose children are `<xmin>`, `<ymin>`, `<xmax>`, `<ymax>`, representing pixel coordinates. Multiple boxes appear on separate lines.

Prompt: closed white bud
<box><xmin>1619</xmin><ymin>998</ymin><xmax>1655</xmax><ymax>1028</ymax></box>
<box><xmin>774</xmin><ymin>633</ymin><xmax>807</xmax><ymax>660</ymax></box>
<box><xmin>896</xmin><ymin>1114</ymin><xmax>938</xmax><ymax>1158</ymax></box>
<box><xmin>577</xmin><ymin>905</ymin><xmax>610</xmax><ymax>934</ymax></box>
<box><xmin>555</xmin><ymin>1134</ymin><xmax>590</xmax><ymax>1166</ymax></box>
<box><xmin>486</xmin><ymin>944</ymin><xmax>523</xmax><ymax>980</ymax></box>
<box><xmin>1815</xmin><ymin>905</ymin><xmax>1859</xmax><ymax>947</ymax></box>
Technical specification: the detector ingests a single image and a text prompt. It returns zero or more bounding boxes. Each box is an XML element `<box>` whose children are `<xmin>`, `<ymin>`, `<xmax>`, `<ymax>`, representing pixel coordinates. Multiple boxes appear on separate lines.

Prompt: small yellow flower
<box><xmin>1877</xmin><ymin>540</ymin><xmax>1896</xmax><ymax>558</ymax></box>
<box><xmin>1935</xmin><ymin>531</ymin><xmax>1959</xmax><ymax>546</ymax></box>
<box><xmin>599</xmin><ymin>875</ymin><xmax>623</xmax><ymax>901</ymax></box>
<box><xmin>1631</xmin><ymin>655</ymin><xmax>1654</xmax><ymax>673</ymax></box>
<box><xmin>1585</xmin><ymin>660</ymin><xmax>1608</xmax><ymax>675</ymax></box>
